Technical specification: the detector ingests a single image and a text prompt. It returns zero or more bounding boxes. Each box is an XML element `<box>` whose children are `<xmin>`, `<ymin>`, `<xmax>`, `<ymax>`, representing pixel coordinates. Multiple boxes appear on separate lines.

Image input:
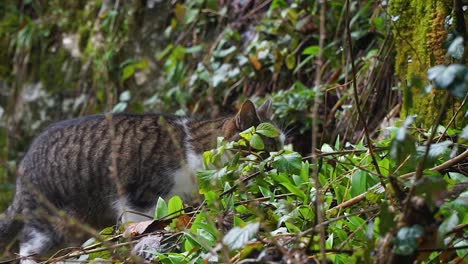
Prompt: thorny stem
<box><xmin>344</xmin><ymin>0</ymin><xmax>386</xmax><ymax>188</ymax></box>
<box><xmin>312</xmin><ymin>0</ymin><xmax>327</xmax><ymax>262</ymax></box>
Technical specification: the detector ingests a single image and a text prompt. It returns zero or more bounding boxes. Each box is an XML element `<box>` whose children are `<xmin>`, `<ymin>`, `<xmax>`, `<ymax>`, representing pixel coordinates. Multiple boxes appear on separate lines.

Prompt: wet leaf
<box><xmin>438</xmin><ymin>213</ymin><xmax>458</xmax><ymax>245</ymax></box>
<box><xmin>222</xmin><ymin>222</ymin><xmax>260</xmax><ymax>250</ymax></box>
<box><xmin>256</xmin><ymin>123</ymin><xmax>280</xmax><ymax>138</ymax></box>
<box><xmin>154</xmin><ymin>197</ymin><xmax>168</xmax><ymax>220</ymax></box>
<box><xmin>272</xmin><ymin>152</ymin><xmax>302</xmax><ymax>175</ymax></box>
<box><xmin>250</xmin><ymin>134</ymin><xmax>265</xmax><ymax>150</ymax></box>
<box><xmin>168</xmin><ymin>195</ymin><xmax>184</xmax><ymax>217</ymax></box>
<box><xmin>119</xmin><ymin>90</ymin><xmax>131</xmax><ymax>101</ymax></box>
<box><xmin>393</xmin><ymin>225</ymin><xmax>424</xmax><ymax>255</ymax></box>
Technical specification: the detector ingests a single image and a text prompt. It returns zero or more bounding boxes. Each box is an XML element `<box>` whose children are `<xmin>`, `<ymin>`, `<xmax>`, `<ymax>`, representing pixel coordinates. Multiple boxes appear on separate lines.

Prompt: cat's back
<box><xmin>19</xmin><ymin>113</ymin><xmax>185</xmax><ymax>179</ymax></box>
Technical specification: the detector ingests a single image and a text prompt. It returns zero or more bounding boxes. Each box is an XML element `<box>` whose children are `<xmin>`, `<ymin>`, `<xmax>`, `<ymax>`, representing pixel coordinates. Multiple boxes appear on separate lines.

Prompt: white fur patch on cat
<box><xmin>113</xmin><ymin>197</ymin><xmax>155</xmax><ymax>223</ymax></box>
<box><xmin>19</xmin><ymin>229</ymin><xmax>48</xmax><ymax>264</ymax></box>
<box><xmin>167</xmin><ymin>119</ymin><xmax>203</xmax><ymax>201</ymax></box>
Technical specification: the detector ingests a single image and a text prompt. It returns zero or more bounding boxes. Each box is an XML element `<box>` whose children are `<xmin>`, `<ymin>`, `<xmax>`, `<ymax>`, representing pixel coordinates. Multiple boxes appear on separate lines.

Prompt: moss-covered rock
<box><xmin>389</xmin><ymin>0</ymin><xmax>465</xmax><ymax>127</ymax></box>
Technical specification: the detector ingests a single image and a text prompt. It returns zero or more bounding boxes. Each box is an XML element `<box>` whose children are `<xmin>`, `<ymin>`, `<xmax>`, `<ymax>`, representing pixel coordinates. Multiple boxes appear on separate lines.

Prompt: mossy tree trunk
<box><xmin>389</xmin><ymin>0</ymin><xmax>466</xmax><ymax>128</ymax></box>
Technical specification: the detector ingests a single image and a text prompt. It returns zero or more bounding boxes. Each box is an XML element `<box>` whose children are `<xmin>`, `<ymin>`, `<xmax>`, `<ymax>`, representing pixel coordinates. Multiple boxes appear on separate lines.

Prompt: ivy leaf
<box><xmin>426</xmin><ymin>140</ymin><xmax>452</xmax><ymax>158</ymax></box>
<box><xmin>119</xmin><ymin>90</ymin><xmax>131</xmax><ymax>101</ymax></box>
<box><xmin>112</xmin><ymin>102</ymin><xmax>127</xmax><ymax>113</ymax></box>
<box><xmin>222</xmin><ymin>222</ymin><xmax>260</xmax><ymax>250</ymax></box>
<box><xmin>447</xmin><ymin>36</ymin><xmax>464</xmax><ymax>59</ymax></box>
<box><xmin>438</xmin><ymin>213</ymin><xmax>459</xmax><ymax>245</ymax></box>
<box><xmin>239</xmin><ymin>127</ymin><xmax>255</xmax><ymax>141</ymax></box>
<box><xmin>154</xmin><ymin>197</ymin><xmax>168</xmax><ymax>220</ymax></box>
<box><xmin>168</xmin><ymin>196</ymin><xmax>184</xmax><ymax>217</ymax></box>
<box><xmin>393</xmin><ymin>225</ymin><xmax>424</xmax><ymax>255</ymax></box>
<box><xmin>256</xmin><ymin>123</ymin><xmax>280</xmax><ymax>138</ymax></box>
<box><xmin>428</xmin><ymin>64</ymin><xmax>468</xmax><ymax>97</ymax></box>
<box><xmin>250</xmin><ymin>134</ymin><xmax>265</xmax><ymax>150</ymax></box>
<box><xmin>461</xmin><ymin>125</ymin><xmax>468</xmax><ymax>140</ymax></box>
<box><xmin>272</xmin><ymin>152</ymin><xmax>302</xmax><ymax>175</ymax></box>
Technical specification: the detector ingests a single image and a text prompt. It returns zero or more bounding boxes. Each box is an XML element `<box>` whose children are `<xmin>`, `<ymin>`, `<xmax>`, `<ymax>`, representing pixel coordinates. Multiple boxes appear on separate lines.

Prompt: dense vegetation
<box><xmin>0</xmin><ymin>0</ymin><xmax>467</xmax><ymax>263</ymax></box>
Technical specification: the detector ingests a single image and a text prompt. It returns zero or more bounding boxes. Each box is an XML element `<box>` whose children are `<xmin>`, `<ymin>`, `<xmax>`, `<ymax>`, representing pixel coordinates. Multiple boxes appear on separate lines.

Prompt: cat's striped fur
<box><xmin>0</xmin><ymin>100</ymin><xmax>275</xmax><ymax>263</ymax></box>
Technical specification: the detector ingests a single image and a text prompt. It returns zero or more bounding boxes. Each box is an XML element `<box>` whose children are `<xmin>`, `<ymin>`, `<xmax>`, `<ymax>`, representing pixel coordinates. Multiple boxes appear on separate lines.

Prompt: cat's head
<box><xmin>223</xmin><ymin>100</ymin><xmax>284</xmax><ymax>154</ymax></box>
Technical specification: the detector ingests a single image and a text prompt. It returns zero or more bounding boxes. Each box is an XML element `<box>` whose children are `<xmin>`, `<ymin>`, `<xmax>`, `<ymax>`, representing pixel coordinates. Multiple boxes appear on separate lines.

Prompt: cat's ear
<box><xmin>256</xmin><ymin>99</ymin><xmax>272</xmax><ymax>121</ymax></box>
<box><xmin>235</xmin><ymin>100</ymin><xmax>260</xmax><ymax>131</ymax></box>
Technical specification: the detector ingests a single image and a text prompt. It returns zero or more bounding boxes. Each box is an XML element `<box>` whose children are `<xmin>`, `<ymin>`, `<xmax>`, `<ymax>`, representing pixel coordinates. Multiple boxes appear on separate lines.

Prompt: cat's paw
<box><xmin>132</xmin><ymin>234</ymin><xmax>164</xmax><ymax>262</ymax></box>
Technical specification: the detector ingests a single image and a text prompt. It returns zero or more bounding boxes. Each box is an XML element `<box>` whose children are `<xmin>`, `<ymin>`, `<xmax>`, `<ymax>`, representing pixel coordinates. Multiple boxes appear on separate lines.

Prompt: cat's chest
<box><xmin>167</xmin><ymin>148</ymin><xmax>203</xmax><ymax>200</ymax></box>
<box><xmin>166</xmin><ymin>120</ymin><xmax>204</xmax><ymax>201</ymax></box>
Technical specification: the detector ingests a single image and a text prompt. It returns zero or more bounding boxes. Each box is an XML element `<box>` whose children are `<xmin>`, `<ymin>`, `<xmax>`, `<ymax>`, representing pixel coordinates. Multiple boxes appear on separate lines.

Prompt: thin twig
<box><xmin>312</xmin><ymin>0</ymin><xmax>327</xmax><ymax>263</ymax></box>
<box><xmin>344</xmin><ymin>0</ymin><xmax>385</xmax><ymax>188</ymax></box>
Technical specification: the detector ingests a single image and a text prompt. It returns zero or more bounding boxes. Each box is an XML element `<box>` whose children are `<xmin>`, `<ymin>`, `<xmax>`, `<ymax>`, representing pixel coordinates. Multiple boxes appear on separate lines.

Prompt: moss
<box><xmin>389</xmin><ymin>0</ymin><xmax>457</xmax><ymax>127</ymax></box>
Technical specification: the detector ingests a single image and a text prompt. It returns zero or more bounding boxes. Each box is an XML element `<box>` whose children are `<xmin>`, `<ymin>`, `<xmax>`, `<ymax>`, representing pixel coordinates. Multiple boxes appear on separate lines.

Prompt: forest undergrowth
<box><xmin>0</xmin><ymin>0</ymin><xmax>467</xmax><ymax>263</ymax></box>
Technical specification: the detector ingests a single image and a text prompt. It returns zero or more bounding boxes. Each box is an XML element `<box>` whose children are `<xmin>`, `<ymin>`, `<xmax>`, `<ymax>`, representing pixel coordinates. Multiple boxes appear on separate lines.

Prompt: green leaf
<box><xmin>461</xmin><ymin>125</ymin><xmax>468</xmax><ymax>139</ymax></box>
<box><xmin>429</xmin><ymin>141</ymin><xmax>452</xmax><ymax>157</ymax></box>
<box><xmin>154</xmin><ymin>197</ymin><xmax>168</xmax><ymax>220</ymax></box>
<box><xmin>214</xmin><ymin>46</ymin><xmax>237</xmax><ymax>58</ymax></box>
<box><xmin>292</xmin><ymin>175</ymin><xmax>303</xmax><ymax>185</ymax></box>
<box><xmin>258</xmin><ymin>185</ymin><xmax>272</xmax><ymax>198</ymax></box>
<box><xmin>239</xmin><ymin>127</ymin><xmax>255</xmax><ymax>141</ymax></box>
<box><xmin>428</xmin><ymin>64</ymin><xmax>467</xmax><ymax>91</ymax></box>
<box><xmin>222</xmin><ymin>222</ymin><xmax>260</xmax><ymax>250</ymax></box>
<box><xmin>256</xmin><ymin>123</ymin><xmax>280</xmax><ymax>138</ymax></box>
<box><xmin>393</xmin><ymin>225</ymin><xmax>424</xmax><ymax>255</ymax></box>
<box><xmin>112</xmin><ymin>102</ymin><xmax>127</xmax><ymax>113</ymax></box>
<box><xmin>285</xmin><ymin>54</ymin><xmax>296</xmax><ymax>70</ymax></box>
<box><xmin>119</xmin><ymin>90</ymin><xmax>131</xmax><ymax>101</ymax></box>
<box><xmin>272</xmin><ymin>152</ymin><xmax>302</xmax><ymax>175</ymax></box>
<box><xmin>285</xmin><ymin>221</ymin><xmax>301</xmax><ymax>233</ymax></box>
<box><xmin>168</xmin><ymin>196</ymin><xmax>184</xmax><ymax>217</ymax></box>
<box><xmin>455</xmin><ymin>240</ymin><xmax>468</xmax><ymax>260</ymax></box>
<box><xmin>299</xmin><ymin>161</ymin><xmax>310</xmax><ymax>183</ymax></box>
<box><xmin>281</xmin><ymin>182</ymin><xmax>307</xmax><ymax>202</ymax></box>
<box><xmin>250</xmin><ymin>134</ymin><xmax>265</xmax><ymax>150</ymax></box>
<box><xmin>121</xmin><ymin>65</ymin><xmax>135</xmax><ymax>82</ymax></box>
<box><xmin>184</xmin><ymin>45</ymin><xmax>203</xmax><ymax>54</ymax></box>
<box><xmin>302</xmin><ymin>45</ymin><xmax>320</xmax><ymax>55</ymax></box>
<box><xmin>197</xmin><ymin>169</ymin><xmax>217</xmax><ymax>192</ymax></box>
<box><xmin>350</xmin><ymin>170</ymin><xmax>367</xmax><ymax>197</ymax></box>
<box><xmin>438</xmin><ymin>212</ymin><xmax>459</xmax><ymax>245</ymax></box>
<box><xmin>270</xmin><ymin>0</ymin><xmax>288</xmax><ymax>10</ymax></box>
<box><xmin>427</xmin><ymin>65</ymin><xmax>446</xmax><ymax>83</ymax></box>
<box><xmin>156</xmin><ymin>44</ymin><xmax>174</xmax><ymax>60</ymax></box>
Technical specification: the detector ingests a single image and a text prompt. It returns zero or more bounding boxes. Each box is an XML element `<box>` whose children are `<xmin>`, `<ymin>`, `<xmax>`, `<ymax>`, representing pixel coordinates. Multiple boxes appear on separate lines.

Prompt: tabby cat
<box><xmin>0</xmin><ymin>100</ymin><xmax>280</xmax><ymax>263</ymax></box>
